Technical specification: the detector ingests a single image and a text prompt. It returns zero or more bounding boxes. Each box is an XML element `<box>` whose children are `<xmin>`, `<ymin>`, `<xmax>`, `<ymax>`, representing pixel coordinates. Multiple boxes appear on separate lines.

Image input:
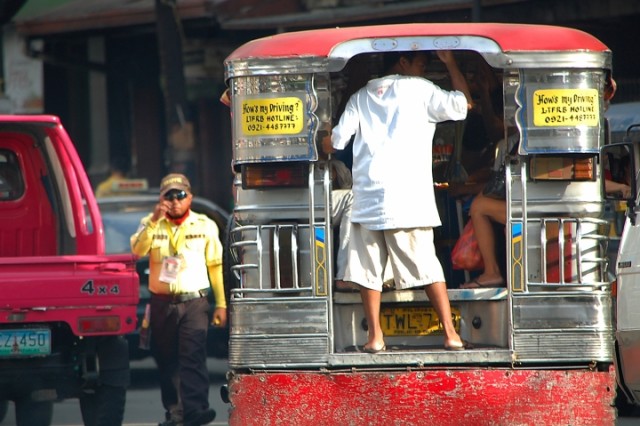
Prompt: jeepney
<box><xmin>222</xmin><ymin>23</ymin><xmax>617</xmax><ymax>425</ymax></box>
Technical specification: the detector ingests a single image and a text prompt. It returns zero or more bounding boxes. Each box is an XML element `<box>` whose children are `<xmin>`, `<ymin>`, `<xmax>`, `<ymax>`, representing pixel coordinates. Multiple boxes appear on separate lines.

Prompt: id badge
<box><xmin>160</xmin><ymin>255</ymin><xmax>183</xmax><ymax>284</ymax></box>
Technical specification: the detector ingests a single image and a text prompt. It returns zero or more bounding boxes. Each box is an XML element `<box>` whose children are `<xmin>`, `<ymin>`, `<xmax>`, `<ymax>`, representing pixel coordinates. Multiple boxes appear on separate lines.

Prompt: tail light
<box><xmin>78</xmin><ymin>316</ymin><xmax>121</xmax><ymax>333</ymax></box>
<box><xmin>611</xmin><ymin>279</ymin><xmax>617</xmax><ymax>297</ymax></box>
<box><xmin>530</xmin><ymin>156</ymin><xmax>595</xmax><ymax>181</ymax></box>
<box><xmin>242</xmin><ymin>162</ymin><xmax>308</xmax><ymax>189</ymax></box>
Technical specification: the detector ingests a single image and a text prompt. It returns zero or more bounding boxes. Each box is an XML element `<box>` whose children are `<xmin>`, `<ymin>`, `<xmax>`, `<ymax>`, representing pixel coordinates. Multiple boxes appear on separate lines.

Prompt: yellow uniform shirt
<box><xmin>130</xmin><ymin>210</ymin><xmax>226</xmax><ymax>308</ymax></box>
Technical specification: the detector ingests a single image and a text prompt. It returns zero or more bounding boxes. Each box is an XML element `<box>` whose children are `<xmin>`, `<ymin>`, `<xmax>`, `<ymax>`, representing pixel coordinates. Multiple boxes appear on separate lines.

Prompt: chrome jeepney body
<box><xmin>222</xmin><ymin>23</ymin><xmax>616</xmax><ymax>424</ymax></box>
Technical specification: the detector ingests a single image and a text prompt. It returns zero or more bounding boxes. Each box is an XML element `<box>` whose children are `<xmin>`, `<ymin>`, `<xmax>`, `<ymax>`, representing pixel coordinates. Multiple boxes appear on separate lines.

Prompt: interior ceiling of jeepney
<box><xmin>329</xmin><ymin>50</ymin><xmax>495</xmax><ymax>120</ymax></box>
<box><xmin>224</xmin><ymin>23</ymin><xmax>610</xmax><ymax>64</ymax></box>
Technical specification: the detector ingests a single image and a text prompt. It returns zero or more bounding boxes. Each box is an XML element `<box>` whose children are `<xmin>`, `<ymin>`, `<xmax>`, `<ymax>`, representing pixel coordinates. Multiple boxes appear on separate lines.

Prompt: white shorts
<box><xmin>344</xmin><ymin>224</ymin><xmax>446</xmax><ymax>292</ymax></box>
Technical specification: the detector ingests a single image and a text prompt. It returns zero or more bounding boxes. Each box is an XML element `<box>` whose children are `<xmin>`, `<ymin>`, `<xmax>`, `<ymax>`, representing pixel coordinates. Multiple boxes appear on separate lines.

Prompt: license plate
<box><xmin>380</xmin><ymin>306</ymin><xmax>461</xmax><ymax>336</ymax></box>
<box><xmin>0</xmin><ymin>329</ymin><xmax>51</xmax><ymax>356</ymax></box>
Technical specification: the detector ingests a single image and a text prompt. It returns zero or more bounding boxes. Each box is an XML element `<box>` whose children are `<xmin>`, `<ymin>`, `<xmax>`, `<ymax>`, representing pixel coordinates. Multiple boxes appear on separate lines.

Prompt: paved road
<box><xmin>2</xmin><ymin>357</ymin><xmax>230</xmax><ymax>426</ymax></box>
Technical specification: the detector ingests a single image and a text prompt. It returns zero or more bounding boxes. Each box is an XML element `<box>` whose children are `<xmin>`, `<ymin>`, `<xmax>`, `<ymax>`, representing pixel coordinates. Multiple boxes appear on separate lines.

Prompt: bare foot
<box><xmin>363</xmin><ymin>341</ymin><xmax>386</xmax><ymax>353</ymax></box>
<box><xmin>444</xmin><ymin>339</ymin><xmax>473</xmax><ymax>350</ymax></box>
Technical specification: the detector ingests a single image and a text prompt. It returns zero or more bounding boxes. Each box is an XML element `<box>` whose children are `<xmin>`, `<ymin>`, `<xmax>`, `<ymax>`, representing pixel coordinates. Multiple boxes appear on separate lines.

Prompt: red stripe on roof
<box><xmin>226</xmin><ymin>23</ymin><xmax>609</xmax><ymax>62</ymax></box>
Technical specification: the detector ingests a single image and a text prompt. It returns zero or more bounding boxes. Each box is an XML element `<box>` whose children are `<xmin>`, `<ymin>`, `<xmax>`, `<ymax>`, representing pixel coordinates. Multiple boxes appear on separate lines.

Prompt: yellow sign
<box><xmin>240</xmin><ymin>97</ymin><xmax>304</xmax><ymax>135</ymax></box>
<box><xmin>380</xmin><ymin>306</ymin><xmax>461</xmax><ymax>336</ymax></box>
<box><xmin>532</xmin><ymin>88</ymin><xmax>599</xmax><ymax>127</ymax></box>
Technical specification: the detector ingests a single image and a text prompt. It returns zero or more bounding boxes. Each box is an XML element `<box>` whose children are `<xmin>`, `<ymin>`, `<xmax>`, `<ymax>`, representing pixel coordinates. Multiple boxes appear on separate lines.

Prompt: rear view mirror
<box><xmin>601</xmin><ymin>142</ymin><xmax>635</xmax><ymax>202</ymax></box>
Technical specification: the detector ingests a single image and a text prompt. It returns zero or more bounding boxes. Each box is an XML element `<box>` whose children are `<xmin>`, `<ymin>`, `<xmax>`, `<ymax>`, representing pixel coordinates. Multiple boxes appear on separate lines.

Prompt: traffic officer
<box><xmin>131</xmin><ymin>173</ymin><xmax>227</xmax><ymax>426</ymax></box>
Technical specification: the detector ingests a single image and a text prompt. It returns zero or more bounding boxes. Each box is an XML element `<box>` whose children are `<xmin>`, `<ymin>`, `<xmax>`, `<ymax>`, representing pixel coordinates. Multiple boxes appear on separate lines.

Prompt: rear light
<box><xmin>78</xmin><ymin>316</ymin><xmax>121</xmax><ymax>333</ymax></box>
<box><xmin>242</xmin><ymin>163</ymin><xmax>308</xmax><ymax>188</ymax></box>
<box><xmin>530</xmin><ymin>156</ymin><xmax>595</xmax><ymax>181</ymax></box>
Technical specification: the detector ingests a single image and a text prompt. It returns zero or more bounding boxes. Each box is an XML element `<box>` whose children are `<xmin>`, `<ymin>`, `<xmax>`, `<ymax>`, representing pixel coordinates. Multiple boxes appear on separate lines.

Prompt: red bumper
<box><xmin>228</xmin><ymin>366</ymin><xmax>616</xmax><ymax>425</ymax></box>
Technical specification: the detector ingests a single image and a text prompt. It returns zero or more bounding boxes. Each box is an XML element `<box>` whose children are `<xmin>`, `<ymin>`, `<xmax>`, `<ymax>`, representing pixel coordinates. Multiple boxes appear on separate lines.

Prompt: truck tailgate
<box><xmin>0</xmin><ymin>254</ymin><xmax>139</xmax><ymax>335</ymax></box>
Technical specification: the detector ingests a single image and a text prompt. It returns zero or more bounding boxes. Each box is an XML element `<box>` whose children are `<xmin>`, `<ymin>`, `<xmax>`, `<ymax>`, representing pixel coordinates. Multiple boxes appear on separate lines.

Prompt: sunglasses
<box><xmin>163</xmin><ymin>190</ymin><xmax>188</xmax><ymax>201</ymax></box>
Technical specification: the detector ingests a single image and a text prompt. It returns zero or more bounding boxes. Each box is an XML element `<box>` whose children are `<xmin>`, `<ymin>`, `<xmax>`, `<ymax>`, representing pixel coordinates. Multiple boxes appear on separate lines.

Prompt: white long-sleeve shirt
<box><xmin>331</xmin><ymin>74</ymin><xmax>468</xmax><ymax>230</ymax></box>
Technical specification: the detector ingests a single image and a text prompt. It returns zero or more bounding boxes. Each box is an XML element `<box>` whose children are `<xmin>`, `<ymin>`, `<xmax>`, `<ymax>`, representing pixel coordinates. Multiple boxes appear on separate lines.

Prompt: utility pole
<box><xmin>155</xmin><ymin>0</ymin><xmax>195</xmax><ymax>180</ymax></box>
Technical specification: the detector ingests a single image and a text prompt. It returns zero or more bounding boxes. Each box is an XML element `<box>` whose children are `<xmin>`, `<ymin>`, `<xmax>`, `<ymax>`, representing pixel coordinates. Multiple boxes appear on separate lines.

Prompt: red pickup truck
<box><xmin>0</xmin><ymin>115</ymin><xmax>139</xmax><ymax>426</ymax></box>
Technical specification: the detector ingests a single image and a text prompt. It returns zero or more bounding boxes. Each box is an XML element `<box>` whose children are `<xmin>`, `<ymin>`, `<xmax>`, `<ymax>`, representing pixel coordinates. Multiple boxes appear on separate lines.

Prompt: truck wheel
<box><xmin>615</xmin><ymin>385</ymin><xmax>640</xmax><ymax>417</ymax></box>
<box><xmin>14</xmin><ymin>398</ymin><xmax>53</xmax><ymax>426</ymax></box>
<box><xmin>79</xmin><ymin>384</ymin><xmax>126</xmax><ymax>426</ymax></box>
<box><xmin>0</xmin><ymin>400</ymin><xmax>7</xmax><ymax>422</ymax></box>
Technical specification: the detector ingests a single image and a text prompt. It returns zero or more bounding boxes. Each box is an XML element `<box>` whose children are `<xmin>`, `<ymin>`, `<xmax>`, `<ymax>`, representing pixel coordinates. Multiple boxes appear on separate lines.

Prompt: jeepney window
<box><xmin>327</xmin><ymin>50</ymin><xmax>514</xmax><ymax>186</ymax></box>
<box><xmin>518</xmin><ymin>69</ymin><xmax>606</xmax><ymax>154</ymax></box>
<box><xmin>229</xmin><ymin>73</ymin><xmax>331</xmax><ymax>165</ymax></box>
<box><xmin>0</xmin><ymin>150</ymin><xmax>24</xmax><ymax>200</ymax></box>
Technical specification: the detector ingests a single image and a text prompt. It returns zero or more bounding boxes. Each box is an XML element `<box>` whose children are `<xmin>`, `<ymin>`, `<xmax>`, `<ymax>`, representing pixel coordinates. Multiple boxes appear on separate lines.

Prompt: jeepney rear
<box><xmin>223</xmin><ymin>24</ymin><xmax>617</xmax><ymax>425</ymax></box>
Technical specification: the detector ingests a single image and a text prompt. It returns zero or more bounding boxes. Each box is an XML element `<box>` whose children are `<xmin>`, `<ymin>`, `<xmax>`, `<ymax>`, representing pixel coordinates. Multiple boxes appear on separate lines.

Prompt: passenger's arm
<box><xmin>437</xmin><ymin>50</ymin><xmax>473</xmax><ymax>110</ymax></box>
<box><xmin>321</xmin><ymin>131</ymin><xmax>335</xmax><ymax>154</ymax></box>
<box><xmin>605</xmin><ymin>179</ymin><xmax>631</xmax><ymax>198</ymax></box>
<box><xmin>475</xmin><ymin>68</ymin><xmax>504</xmax><ymax>144</ymax></box>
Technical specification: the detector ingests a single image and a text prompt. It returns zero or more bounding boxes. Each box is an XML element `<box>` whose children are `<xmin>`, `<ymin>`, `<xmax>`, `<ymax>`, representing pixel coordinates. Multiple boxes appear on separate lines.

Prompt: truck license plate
<box><xmin>380</xmin><ymin>306</ymin><xmax>461</xmax><ymax>336</ymax></box>
<box><xmin>0</xmin><ymin>329</ymin><xmax>51</xmax><ymax>356</ymax></box>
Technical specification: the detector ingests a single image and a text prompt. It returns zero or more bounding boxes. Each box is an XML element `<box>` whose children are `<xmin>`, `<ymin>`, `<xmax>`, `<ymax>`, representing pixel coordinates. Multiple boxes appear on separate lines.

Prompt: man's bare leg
<box><xmin>424</xmin><ymin>282</ymin><xmax>465</xmax><ymax>348</ymax></box>
<box><xmin>360</xmin><ymin>287</ymin><xmax>385</xmax><ymax>351</ymax></box>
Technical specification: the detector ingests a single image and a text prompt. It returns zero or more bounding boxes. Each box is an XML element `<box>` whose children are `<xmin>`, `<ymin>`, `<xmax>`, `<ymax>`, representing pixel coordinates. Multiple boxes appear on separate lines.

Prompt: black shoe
<box><xmin>185</xmin><ymin>408</ymin><xmax>216</xmax><ymax>426</ymax></box>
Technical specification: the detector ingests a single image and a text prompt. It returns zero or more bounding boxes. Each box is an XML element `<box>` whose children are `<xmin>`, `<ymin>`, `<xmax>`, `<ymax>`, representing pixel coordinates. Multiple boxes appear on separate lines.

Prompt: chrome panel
<box><xmin>509</xmin><ymin>181</ymin><xmax>605</xmax><ymax>215</ymax></box>
<box><xmin>328</xmin><ymin>349</ymin><xmax>514</xmax><ymax>367</ymax></box>
<box><xmin>461</xmin><ymin>301</ymin><xmax>509</xmax><ymax>348</ymax></box>
<box><xmin>229</xmin><ymin>336</ymin><xmax>329</xmax><ymax>369</ymax></box>
<box><xmin>512</xmin><ymin>293</ymin><xmax>612</xmax><ymax>330</ymax></box>
<box><xmin>513</xmin><ymin>331</ymin><xmax>613</xmax><ymax>362</ymax></box>
<box><xmin>230</xmin><ymin>299</ymin><xmax>328</xmax><ymax>336</ymax></box>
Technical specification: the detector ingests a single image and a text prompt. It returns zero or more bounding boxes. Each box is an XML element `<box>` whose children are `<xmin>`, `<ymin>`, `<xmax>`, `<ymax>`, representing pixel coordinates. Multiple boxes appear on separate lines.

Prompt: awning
<box><xmin>13</xmin><ymin>0</ymin><xmax>218</xmax><ymax>36</ymax></box>
<box><xmin>216</xmin><ymin>0</ymin><xmax>474</xmax><ymax>31</ymax></box>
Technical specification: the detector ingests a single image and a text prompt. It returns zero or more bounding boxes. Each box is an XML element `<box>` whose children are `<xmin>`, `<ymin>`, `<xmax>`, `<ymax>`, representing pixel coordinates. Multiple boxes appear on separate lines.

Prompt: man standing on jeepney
<box><xmin>131</xmin><ymin>173</ymin><xmax>227</xmax><ymax>426</ymax></box>
<box><xmin>323</xmin><ymin>50</ymin><xmax>473</xmax><ymax>352</ymax></box>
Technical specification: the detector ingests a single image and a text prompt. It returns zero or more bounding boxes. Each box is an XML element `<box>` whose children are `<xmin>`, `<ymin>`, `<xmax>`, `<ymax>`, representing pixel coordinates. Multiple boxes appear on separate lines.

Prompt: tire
<box><xmin>79</xmin><ymin>384</ymin><xmax>126</xmax><ymax>426</ymax></box>
<box><xmin>615</xmin><ymin>385</ymin><xmax>640</xmax><ymax>417</ymax></box>
<box><xmin>14</xmin><ymin>398</ymin><xmax>53</xmax><ymax>426</ymax></box>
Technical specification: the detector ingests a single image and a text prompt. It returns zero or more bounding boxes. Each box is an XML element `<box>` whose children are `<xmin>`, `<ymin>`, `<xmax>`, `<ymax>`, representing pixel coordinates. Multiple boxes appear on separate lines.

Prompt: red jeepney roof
<box><xmin>226</xmin><ymin>23</ymin><xmax>609</xmax><ymax>62</ymax></box>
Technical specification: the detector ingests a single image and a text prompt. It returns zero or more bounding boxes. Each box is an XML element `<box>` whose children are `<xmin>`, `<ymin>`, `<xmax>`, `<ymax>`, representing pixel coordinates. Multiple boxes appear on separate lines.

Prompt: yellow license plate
<box><xmin>380</xmin><ymin>306</ymin><xmax>461</xmax><ymax>336</ymax></box>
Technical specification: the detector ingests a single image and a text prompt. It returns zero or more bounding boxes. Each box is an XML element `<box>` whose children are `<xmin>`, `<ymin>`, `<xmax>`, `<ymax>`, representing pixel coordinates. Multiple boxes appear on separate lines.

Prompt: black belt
<box><xmin>151</xmin><ymin>289</ymin><xmax>208</xmax><ymax>304</ymax></box>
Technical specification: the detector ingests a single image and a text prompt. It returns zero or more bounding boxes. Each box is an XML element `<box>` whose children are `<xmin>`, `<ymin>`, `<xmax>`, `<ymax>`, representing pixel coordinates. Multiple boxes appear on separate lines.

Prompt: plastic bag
<box><xmin>451</xmin><ymin>220</ymin><xmax>485</xmax><ymax>271</ymax></box>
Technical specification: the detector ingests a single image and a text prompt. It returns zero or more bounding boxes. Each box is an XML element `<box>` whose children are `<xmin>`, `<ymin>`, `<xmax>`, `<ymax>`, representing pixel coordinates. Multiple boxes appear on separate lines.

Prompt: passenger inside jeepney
<box><xmin>328</xmin><ymin>52</ymin><xmax>507</xmax><ymax>291</ymax></box>
<box><xmin>324</xmin><ymin>49</ymin><xmax>473</xmax><ymax>352</ymax></box>
<box><xmin>459</xmin><ymin>134</ymin><xmax>517</xmax><ymax>289</ymax></box>
<box><xmin>447</xmin><ymin>56</ymin><xmax>504</xmax><ymax>195</ymax></box>
<box><xmin>459</xmin><ymin>56</ymin><xmax>504</xmax><ymax>179</ymax></box>
<box><xmin>329</xmin><ymin>159</ymin><xmax>355</xmax><ymax>291</ymax></box>
<box><xmin>442</xmin><ymin>58</ymin><xmax>510</xmax><ymax>288</ymax></box>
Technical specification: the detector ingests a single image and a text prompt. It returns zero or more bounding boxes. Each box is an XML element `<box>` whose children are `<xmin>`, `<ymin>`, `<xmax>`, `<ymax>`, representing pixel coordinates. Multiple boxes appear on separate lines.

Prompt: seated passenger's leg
<box><xmin>462</xmin><ymin>194</ymin><xmax>506</xmax><ymax>288</ymax></box>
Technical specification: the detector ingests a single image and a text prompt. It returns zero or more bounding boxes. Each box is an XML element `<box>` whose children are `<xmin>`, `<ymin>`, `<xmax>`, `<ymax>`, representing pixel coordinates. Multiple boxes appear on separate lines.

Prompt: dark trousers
<box><xmin>150</xmin><ymin>295</ymin><xmax>210</xmax><ymax>422</ymax></box>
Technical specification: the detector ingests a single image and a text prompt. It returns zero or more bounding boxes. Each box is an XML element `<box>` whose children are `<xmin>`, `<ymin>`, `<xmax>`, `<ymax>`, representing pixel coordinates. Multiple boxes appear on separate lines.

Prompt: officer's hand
<box><xmin>211</xmin><ymin>307</ymin><xmax>228</xmax><ymax>328</ymax></box>
<box><xmin>151</xmin><ymin>199</ymin><xmax>169</xmax><ymax>222</ymax></box>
